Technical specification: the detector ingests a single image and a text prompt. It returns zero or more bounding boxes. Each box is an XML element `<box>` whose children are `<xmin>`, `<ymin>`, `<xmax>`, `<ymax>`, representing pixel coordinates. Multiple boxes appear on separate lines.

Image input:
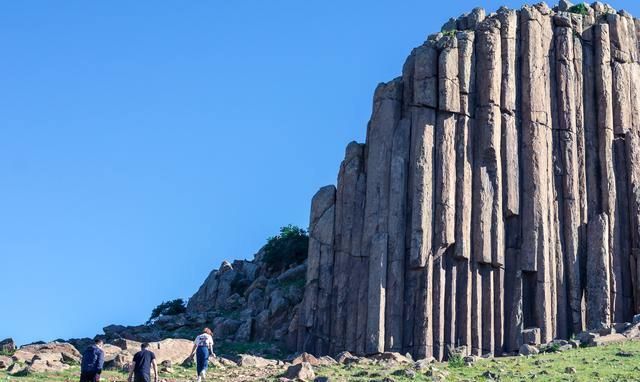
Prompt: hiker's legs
<box><xmin>80</xmin><ymin>371</ymin><xmax>98</xmax><ymax>382</ymax></box>
<box><xmin>196</xmin><ymin>346</ymin><xmax>209</xmax><ymax>380</ymax></box>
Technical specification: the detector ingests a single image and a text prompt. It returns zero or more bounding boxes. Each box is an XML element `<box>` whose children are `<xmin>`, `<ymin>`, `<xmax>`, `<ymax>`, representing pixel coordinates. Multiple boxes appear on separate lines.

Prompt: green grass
<box><xmin>5</xmin><ymin>340</ymin><xmax>640</xmax><ymax>381</ymax></box>
<box><xmin>271</xmin><ymin>339</ymin><xmax>640</xmax><ymax>382</ymax></box>
<box><xmin>448</xmin><ymin>353</ymin><xmax>465</xmax><ymax>368</ymax></box>
<box><xmin>0</xmin><ymin>366</ymin><xmax>199</xmax><ymax>381</ymax></box>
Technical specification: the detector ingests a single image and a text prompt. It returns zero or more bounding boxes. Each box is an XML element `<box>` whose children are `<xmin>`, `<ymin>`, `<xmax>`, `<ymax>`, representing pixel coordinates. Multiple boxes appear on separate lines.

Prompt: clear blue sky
<box><xmin>1</xmin><ymin>1</ymin><xmax>639</xmax><ymax>346</ymax></box>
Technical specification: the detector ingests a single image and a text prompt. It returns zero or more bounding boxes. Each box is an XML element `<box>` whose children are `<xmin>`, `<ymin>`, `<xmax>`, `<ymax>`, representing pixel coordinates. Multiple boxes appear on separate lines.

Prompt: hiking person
<box><xmin>188</xmin><ymin>328</ymin><xmax>215</xmax><ymax>382</ymax></box>
<box><xmin>127</xmin><ymin>343</ymin><xmax>158</xmax><ymax>382</ymax></box>
<box><xmin>80</xmin><ymin>338</ymin><xmax>104</xmax><ymax>382</ymax></box>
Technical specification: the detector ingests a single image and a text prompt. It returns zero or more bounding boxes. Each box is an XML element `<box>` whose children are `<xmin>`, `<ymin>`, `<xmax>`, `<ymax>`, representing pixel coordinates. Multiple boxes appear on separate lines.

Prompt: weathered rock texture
<box><xmin>98</xmin><ymin>251</ymin><xmax>306</xmax><ymax>353</ymax></box>
<box><xmin>298</xmin><ymin>1</ymin><xmax>640</xmax><ymax>360</ymax></box>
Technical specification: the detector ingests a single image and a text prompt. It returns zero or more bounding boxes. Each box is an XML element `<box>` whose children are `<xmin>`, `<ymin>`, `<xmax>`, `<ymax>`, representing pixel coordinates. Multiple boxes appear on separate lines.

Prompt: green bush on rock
<box><xmin>147</xmin><ymin>298</ymin><xmax>187</xmax><ymax>324</ymax></box>
<box><xmin>263</xmin><ymin>225</ymin><xmax>309</xmax><ymax>271</ymax></box>
<box><xmin>568</xmin><ymin>3</ymin><xmax>589</xmax><ymax>16</ymax></box>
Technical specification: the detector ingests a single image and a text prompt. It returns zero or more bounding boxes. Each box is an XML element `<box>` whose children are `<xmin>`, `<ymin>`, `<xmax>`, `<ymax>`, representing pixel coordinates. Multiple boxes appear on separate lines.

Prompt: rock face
<box><xmin>100</xmin><ymin>246</ymin><xmax>306</xmax><ymax>350</ymax></box>
<box><xmin>298</xmin><ymin>1</ymin><xmax>640</xmax><ymax>361</ymax></box>
<box><xmin>186</xmin><ymin>251</ymin><xmax>305</xmax><ymax>348</ymax></box>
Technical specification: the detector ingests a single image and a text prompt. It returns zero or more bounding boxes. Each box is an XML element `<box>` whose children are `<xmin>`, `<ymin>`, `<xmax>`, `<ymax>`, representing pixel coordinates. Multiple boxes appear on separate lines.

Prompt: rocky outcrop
<box><xmin>8</xmin><ymin>342</ymin><xmax>81</xmax><ymax>373</ymax></box>
<box><xmin>298</xmin><ymin>1</ymin><xmax>640</xmax><ymax>361</ymax></box>
<box><xmin>0</xmin><ymin>338</ymin><xmax>15</xmax><ymax>354</ymax></box>
<box><xmin>98</xmin><ymin>245</ymin><xmax>306</xmax><ymax>351</ymax></box>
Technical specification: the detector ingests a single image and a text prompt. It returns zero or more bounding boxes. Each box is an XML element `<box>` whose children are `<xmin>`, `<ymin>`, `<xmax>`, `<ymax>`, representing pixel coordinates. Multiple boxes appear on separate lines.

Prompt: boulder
<box><xmin>575</xmin><ymin>331</ymin><xmax>599</xmax><ymax>346</ymax></box>
<box><xmin>370</xmin><ymin>352</ymin><xmax>412</xmax><ymax>365</ymax></box>
<box><xmin>277</xmin><ymin>263</ymin><xmax>307</xmax><ymax>284</ymax></box>
<box><xmin>235</xmin><ymin>318</ymin><xmax>253</xmax><ymax>342</ymax></box>
<box><xmin>335</xmin><ymin>351</ymin><xmax>359</xmax><ymax>365</ymax></box>
<box><xmin>0</xmin><ymin>338</ymin><xmax>16</xmax><ymax>353</ymax></box>
<box><xmin>558</xmin><ymin>0</ymin><xmax>574</xmax><ymax>11</ymax></box>
<box><xmin>7</xmin><ymin>362</ymin><xmax>27</xmax><ymax>376</ymax></box>
<box><xmin>104</xmin><ymin>352</ymin><xmax>132</xmax><ymax>370</ymax></box>
<box><xmin>518</xmin><ymin>344</ymin><xmax>539</xmax><ymax>356</ymax></box>
<box><xmin>111</xmin><ymin>338</ymin><xmax>142</xmax><ymax>351</ymax></box>
<box><xmin>66</xmin><ymin>338</ymin><xmax>95</xmax><ymax>354</ymax></box>
<box><xmin>214</xmin><ymin>318</ymin><xmax>242</xmax><ymax>338</ymax></box>
<box><xmin>146</xmin><ymin>339</ymin><xmax>194</xmax><ymax>365</ymax></box>
<box><xmin>317</xmin><ymin>356</ymin><xmax>337</xmax><ymax>366</ymax></box>
<box><xmin>103</xmin><ymin>325</ymin><xmax>127</xmax><ymax>336</ymax></box>
<box><xmin>463</xmin><ymin>355</ymin><xmax>480</xmax><ymax>365</ymax></box>
<box><xmin>592</xmin><ymin>333</ymin><xmax>627</xmax><ymax>346</ymax></box>
<box><xmin>28</xmin><ymin>352</ymin><xmax>70</xmax><ymax>373</ymax></box>
<box><xmin>236</xmin><ymin>354</ymin><xmax>277</xmax><ymax>367</ymax></box>
<box><xmin>522</xmin><ymin>328</ymin><xmax>541</xmax><ymax>345</ymax></box>
<box><xmin>413</xmin><ymin>357</ymin><xmax>436</xmax><ymax>370</ymax></box>
<box><xmin>623</xmin><ymin>323</ymin><xmax>640</xmax><ymax>338</ymax></box>
<box><xmin>154</xmin><ymin>314</ymin><xmax>189</xmax><ymax>330</ymax></box>
<box><xmin>291</xmin><ymin>352</ymin><xmax>320</xmax><ymax>366</ymax></box>
<box><xmin>13</xmin><ymin>342</ymin><xmax>81</xmax><ymax>365</ymax></box>
<box><xmin>285</xmin><ymin>362</ymin><xmax>315</xmax><ymax>381</ymax></box>
<box><xmin>0</xmin><ymin>355</ymin><xmax>13</xmax><ymax>369</ymax></box>
<box><xmin>217</xmin><ymin>356</ymin><xmax>236</xmax><ymax>367</ymax></box>
<box><xmin>102</xmin><ymin>343</ymin><xmax>125</xmax><ymax>363</ymax></box>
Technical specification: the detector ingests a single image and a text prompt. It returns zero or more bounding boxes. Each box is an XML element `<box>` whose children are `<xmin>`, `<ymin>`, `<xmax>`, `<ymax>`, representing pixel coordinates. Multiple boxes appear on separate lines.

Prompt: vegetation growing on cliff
<box><xmin>568</xmin><ymin>3</ymin><xmax>589</xmax><ymax>15</ymax></box>
<box><xmin>263</xmin><ymin>225</ymin><xmax>309</xmax><ymax>271</ymax></box>
<box><xmin>147</xmin><ymin>298</ymin><xmax>187</xmax><ymax>323</ymax></box>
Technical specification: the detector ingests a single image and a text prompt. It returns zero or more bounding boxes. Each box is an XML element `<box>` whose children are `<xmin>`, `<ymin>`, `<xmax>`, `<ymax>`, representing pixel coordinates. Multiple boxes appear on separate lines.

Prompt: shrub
<box><xmin>543</xmin><ymin>343</ymin><xmax>561</xmax><ymax>353</ymax></box>
<box><xmin>148</xmin><ymin>298</ymin><xmax>187</xmax><ymax>323</ymax></box>
<box><xmin>448</xmin><ymin>353</ymin><xmax>465</xmax><ymax>368</ymax></box>
<box><xmin>263</xmin><ymin>225</ymin><xmax>309</xmax><ymax>271</ymax></box>
<box><xmin>568</xmin><ymin>3</ymin><xmax>589</xmax><ymax>16</ymax></box>
<box><xmin>442</xmin><ymin>29</ymin><xmax>457</xmax><ymax>37</ymax></box>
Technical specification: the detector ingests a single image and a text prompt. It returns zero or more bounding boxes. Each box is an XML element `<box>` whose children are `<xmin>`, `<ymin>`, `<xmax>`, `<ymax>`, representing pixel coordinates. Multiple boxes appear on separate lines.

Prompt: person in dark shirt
<box><xmin>128</xmin><ymin>343</ymin><xmax>158</xmax><ymax>382</ymax></box>
<box><xmin>80</xmin><ymin>339</ymin><xmax>105</xmax><ymax>382</ymax></box>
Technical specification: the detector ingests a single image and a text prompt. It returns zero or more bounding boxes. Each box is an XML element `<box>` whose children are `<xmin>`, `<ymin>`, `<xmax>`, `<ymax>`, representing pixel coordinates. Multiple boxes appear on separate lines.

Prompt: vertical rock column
<box><xmin>299</xmin><ymin>185</ymin><xmax>336</xmax><ymax>354</ymax></box>
<box><xmin>554</xmin><ymin>13</ymin><xmax>583</xmax><ymax>335</ymax></box>
<box><xmin>571</xmin><ymin>13</ymin><xmax>588</xmax><ymax>336</ymax></box>
<box><xmin>498</xmin><ymin>6</ymin><xmax>522</xmax><ymax>353</ymax></box>
<box><xmin>384</xmin><ymin>118</ymin><xmax>410</xmax><ymax>352</ymax></box>
<box><xmin>586</xmin><ymin>214</ymin><xmax>611</xmax><ymax>329</ymax></box>
<box><xmin>582</xmin><ymin>14</ymin><xmax>601</xmax><ymax>220</ymax></box>
<box><xmin>330</xmin><ymin>142</ymin><xmax>366</xmax><ymax>354</ymax></box>
<box><xmin>362</xmin><ymin>79</ymin><xmax>403</xmax><ymax>354</ymax></box>
<box><xmin>433</xmin><ymin>34</ymin><xmax>459</xmax><ymax>360</ymax></box>
<box><xmin>608</xmin><ymin>12</ymin><xmax>634</xmax><ymax>322</ymax></box>
<box><xmin>404</xmin><ymin>40</ymin><xmax>438</xmax><ymax>359</ymax></box>
<box><xmin>454</xmin><ymin>29</ymin><xmax>475</xmax><ymax>356</ymax></box>
<box><xmin>626</xmin><ymin>130</ymin><xmax>640</xmax><ymax>313</ymax></box>
<box><xmin>519</xmin><ymin>4</ymin><xmax>554</xmax><ymax>343</ymax></box>
<box><xmin>473</xmin><ymin>15</ymin><xmax>503</xmax><ymax>355</ymax></box>
<box><xmin>595</xmin><ymin>22</ymin><xmax>617</xmax><ymax>327</ymax></box>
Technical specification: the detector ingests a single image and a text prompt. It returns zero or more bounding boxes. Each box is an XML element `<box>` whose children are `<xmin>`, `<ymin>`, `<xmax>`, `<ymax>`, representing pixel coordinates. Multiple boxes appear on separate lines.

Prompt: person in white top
<box><xmin>188</xmin><ymin>328</ymin><xmax>214</xmax><ymax>382</ymax></box>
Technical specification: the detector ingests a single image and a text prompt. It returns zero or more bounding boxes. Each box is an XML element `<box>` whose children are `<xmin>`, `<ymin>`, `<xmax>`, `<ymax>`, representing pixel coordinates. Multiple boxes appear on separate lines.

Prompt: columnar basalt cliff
<box><xmin>297</xmin><ymin>1</ymin><xmax>640</xmax><ymax>361</ymax></box>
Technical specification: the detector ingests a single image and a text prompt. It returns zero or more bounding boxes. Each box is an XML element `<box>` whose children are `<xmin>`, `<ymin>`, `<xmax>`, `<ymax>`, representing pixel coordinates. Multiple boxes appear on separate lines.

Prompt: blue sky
<box><xmin>2</xmin><ymin>1</ymin><xmax>639</xmax><ymax>346</ymax></box>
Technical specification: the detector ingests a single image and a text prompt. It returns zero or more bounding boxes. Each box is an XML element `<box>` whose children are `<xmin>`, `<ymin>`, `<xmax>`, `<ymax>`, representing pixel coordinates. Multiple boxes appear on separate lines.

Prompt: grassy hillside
<box><xmin>3</xmin><ymin>339</ymin><xmax>640</xmax><ymax>381</ymax></box>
